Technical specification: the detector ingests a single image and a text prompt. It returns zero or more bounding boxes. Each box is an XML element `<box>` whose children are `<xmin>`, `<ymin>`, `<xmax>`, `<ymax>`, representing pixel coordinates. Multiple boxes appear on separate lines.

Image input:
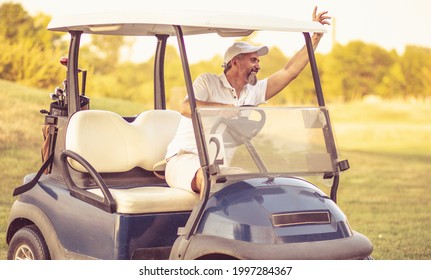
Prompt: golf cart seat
<box><xmin>65</xmin><ymin>109</ymin><xmax>199</xmax><ymax>214</ymax></box>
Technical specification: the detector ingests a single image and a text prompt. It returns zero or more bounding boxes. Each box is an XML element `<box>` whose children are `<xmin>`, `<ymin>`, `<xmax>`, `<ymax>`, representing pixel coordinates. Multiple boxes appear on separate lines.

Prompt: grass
<box><xmin>0</xmin><ymin>79</ymin><xmax>430</xmax><ymax>259</ymax></box>
<box><xmin>330</xmin><ymin>101</ymin><xmax>431</xmax><ymax>259</ymax></box>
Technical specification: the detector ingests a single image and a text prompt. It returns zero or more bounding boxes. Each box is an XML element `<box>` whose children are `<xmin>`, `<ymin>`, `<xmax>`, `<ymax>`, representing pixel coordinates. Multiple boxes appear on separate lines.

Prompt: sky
<box><xmin>2</xmin><ymin>0</ymin><xmax>431</xmax><ymax>63</ymax></box>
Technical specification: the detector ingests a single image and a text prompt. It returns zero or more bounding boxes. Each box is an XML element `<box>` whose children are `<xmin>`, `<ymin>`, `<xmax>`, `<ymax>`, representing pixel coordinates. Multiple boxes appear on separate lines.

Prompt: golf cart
<box><xmin>6</xmin><ymin>8</ymin><xmax>373</xmax><ymax>260</ymax></box>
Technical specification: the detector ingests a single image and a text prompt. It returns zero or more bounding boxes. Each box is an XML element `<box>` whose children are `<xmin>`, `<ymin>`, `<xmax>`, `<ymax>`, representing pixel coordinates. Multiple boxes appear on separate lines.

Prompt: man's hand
<box><xmin>219</xmin><ymin>107</ymin><xmax>240</xmax><ymax>119</ymax></box>
<box><xmin>181</xmin><ymin>98</ymin><xmax>238</xmax><ymax>118</ymax></box>
<box><xmin>313</xmin><ymin>6</ymin><xmax>331</xmax><ymax>26</ymax></box>
<box><xmin>312</xmin><ymin>6</ymin><xmax>331</xmax><ymax>39</ymax></box>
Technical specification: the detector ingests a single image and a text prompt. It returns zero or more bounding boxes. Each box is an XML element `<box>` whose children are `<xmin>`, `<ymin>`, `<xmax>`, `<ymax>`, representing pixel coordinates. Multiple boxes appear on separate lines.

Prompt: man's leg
<box><xmin>191</xmin><ymin>168</ymin><xmax>204</xmax><ymax>193</ymax></box>
<box><xmin>165</xmin><ymin>152</ymin><xmax>201</xmax><ymax>194</ymax></box>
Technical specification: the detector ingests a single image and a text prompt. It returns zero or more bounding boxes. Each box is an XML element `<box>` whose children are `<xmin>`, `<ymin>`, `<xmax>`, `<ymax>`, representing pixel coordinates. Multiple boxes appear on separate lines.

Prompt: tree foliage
<box><xmin>400</xmin><ymin>46</ymin><xmax>431</xmax><ymax>99</ymax></box>
<box><xmin>0</xmin><ymin>3</ymin><xmax>66</xmax><ymax>88</ymax></box>
<box><xmin>323</xmin><ymin>41</ymin><xmax>396</xmax><ymax>101</ymax></box>
<box><xmin>1</xmin><ymin>3</ymin><xmax>430</xmax><ymax>104</ymax></box>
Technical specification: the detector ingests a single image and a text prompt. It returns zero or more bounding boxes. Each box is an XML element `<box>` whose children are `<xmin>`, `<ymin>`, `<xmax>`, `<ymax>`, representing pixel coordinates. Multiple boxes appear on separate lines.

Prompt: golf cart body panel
<box><xmin>8</xmin><ymin>173</ymin><xmax>193</xmax><ymax>260</ymax></box>
<box><xmin>197</xmin><ymin>178</ymin><xmax>350</xmax><ymax>243</ymax></box>
<box><xmin>7</xmin><ymin>8</ymin><xmax>372</xmax><ymax>260</ymax></box>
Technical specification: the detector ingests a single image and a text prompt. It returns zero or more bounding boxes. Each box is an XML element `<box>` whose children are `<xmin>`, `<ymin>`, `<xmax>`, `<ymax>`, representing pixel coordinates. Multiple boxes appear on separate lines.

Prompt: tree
<box><xmin>0</xmin><ymin>3</ymin><xmax>33</xmax><ymax>43</ymax></box>
<box><xmin>376</xmin><ymin>60</ymin><xmax>406</xmax><ymax>99</ymax></box>
<box><xmin>324</xmin><ymin>41</ymin><xmax>395</xmax><ymax>101</ymax></box>
<box><xmin>0</xmin><ymin>3</ymin><xmax>66</xmax><ymax>88</ymax></box>
<box><xmin>400</xmin><ymin>46</ymin><xmax>431</xmax><ymax>99</ymax></box>
<box><xmin>80</xmin><ymin>35</ymin><xmax>125</xmax><ymax>75</ymax></box>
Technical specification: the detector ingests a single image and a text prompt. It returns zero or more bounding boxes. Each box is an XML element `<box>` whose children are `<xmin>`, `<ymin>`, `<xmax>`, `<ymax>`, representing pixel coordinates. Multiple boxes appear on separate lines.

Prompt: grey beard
<box><xmin>247</xmin><ymin>72</ymin><xmax>257</xmax><ymax>85</ymax></box>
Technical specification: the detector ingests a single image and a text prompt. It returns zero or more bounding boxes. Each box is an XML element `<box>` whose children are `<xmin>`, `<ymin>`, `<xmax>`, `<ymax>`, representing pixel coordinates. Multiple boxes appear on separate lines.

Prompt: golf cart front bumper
<box><xmin>173</xmin><ymin>230</ymin><xmax>373</xmax><ymax>260</ymax></box>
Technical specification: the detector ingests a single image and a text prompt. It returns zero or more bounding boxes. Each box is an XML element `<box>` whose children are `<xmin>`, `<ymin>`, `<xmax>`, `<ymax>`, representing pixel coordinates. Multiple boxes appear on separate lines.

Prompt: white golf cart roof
<box><xmin>47</xmin><ymin>9</ymin><xmax>327</xmax><ymax>36</ymax></box>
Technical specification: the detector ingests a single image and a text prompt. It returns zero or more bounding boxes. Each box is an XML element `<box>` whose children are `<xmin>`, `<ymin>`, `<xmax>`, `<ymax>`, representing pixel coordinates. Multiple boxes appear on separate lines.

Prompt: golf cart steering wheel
<box><xmin>210</xmin><ymin>107</ymin><xmax>266</xmax><ymax>148</ymax></box>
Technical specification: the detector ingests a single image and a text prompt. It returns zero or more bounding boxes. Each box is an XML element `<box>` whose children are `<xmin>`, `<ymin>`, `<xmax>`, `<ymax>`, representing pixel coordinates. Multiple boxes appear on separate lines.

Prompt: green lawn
<box><xmin>330</xmin><ymin>101</ymin><xmax>431</xmax><ymax>259</ymax></box>
<box><xmin>1</xmin><ymin>79</ymin><xmax>430</xmax><ymax>259</ymax></box>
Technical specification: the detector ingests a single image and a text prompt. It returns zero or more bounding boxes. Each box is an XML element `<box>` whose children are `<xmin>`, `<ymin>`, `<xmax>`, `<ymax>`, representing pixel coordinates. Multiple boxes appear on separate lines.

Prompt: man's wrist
<box><xmin>311</xmin><ymin>33</ymin><xmax>323</xmax><ymax>46</ymax></box>
<box><xmin>312</xmin><ymin>32</ymin><xmax>323</xmax><ymax>40</ymax></box>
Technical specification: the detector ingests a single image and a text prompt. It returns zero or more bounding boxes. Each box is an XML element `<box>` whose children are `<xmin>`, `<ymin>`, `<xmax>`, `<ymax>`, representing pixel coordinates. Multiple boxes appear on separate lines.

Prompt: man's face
<box><xmin>236</xmin><ymin>52</ymin><xmax>261</xmax><ymax>85</ymax></box>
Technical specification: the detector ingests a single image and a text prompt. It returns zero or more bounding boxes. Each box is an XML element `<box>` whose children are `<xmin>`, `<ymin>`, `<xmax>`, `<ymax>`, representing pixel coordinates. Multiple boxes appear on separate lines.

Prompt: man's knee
<box><xmin>191</xmin><ymin>168</ymin><xmax>204</xmax><ymax>193</ymax></box>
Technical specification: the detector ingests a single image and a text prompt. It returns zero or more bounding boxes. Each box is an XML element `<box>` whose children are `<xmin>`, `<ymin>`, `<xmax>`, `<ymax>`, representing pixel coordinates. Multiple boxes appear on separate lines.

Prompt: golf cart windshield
<box><xmin>198</xmin><ymin>106</ymin><xmax>339</xmax><ymax>178</ymax></box>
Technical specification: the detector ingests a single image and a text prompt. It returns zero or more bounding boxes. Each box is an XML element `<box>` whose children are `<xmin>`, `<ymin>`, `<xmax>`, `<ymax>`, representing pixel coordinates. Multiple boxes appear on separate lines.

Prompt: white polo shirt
<box><xmin>165</xmin><ymin>72</ymin><xmax>268</xmax><ymax>158</ymax></box>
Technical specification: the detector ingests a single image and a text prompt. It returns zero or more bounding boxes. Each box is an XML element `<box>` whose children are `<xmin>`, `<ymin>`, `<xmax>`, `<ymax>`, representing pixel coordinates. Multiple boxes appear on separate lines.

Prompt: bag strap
<box><xmin>152</xmin><ymin>153</ymin><xmax>178</xmax><ymax>180</ymax></box>
<box><xmin>13</xmin><ymin>152</ymin><xmax>54</xmax><ymax>196</ymax></box>
<box><xmin>152</xmin><ymin>158</ymin><xmax>168</xmax><ymax>180</ymax></box>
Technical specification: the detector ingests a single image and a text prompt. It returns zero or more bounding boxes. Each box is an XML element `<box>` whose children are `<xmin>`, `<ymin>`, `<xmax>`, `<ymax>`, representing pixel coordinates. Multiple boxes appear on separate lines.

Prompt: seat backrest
<box><xmin>65</xmin><ymin>109</ymin><xmax>181</xmax><ymax>173</ymax></box>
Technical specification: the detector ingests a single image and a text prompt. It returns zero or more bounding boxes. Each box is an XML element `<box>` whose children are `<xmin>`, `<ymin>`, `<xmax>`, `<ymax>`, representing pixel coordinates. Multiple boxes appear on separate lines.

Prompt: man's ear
<box><xmin>232</xmin><ymin>57</ymin><xmax>239</xmax><ymax>68</ymax></box>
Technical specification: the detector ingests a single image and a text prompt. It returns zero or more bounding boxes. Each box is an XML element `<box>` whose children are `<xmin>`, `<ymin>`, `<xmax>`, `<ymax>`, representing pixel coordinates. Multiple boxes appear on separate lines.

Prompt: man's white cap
<box><xmin>222</xmin><ymin>41</ymin><xmax>269</xmax><ymax>68</ymax></box>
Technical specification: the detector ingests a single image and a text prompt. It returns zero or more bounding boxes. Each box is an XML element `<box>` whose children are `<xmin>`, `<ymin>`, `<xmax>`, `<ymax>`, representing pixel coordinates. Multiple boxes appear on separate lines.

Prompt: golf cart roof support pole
<box><xmin>67</xmin><ymin>31</ymin><xmax>82</xmax><ymax>115</ymax></box>
<box><xmin>303</xmin><ymin>32</ymin><xmax>325</xmax><ymax>107</ymax></box>
<box><xmin>154</xmin><ymin>34</ymin><xmax>169</xmax><ymax>110</ymax></box>
<box><xmin>330</xmin><ymin>175</ymin><xmax>339</xmax><ymax>203</ymax></box>
<box><xmin>173</xmin><ymin>25</ymin><xmax>210</xmax><ymax>241</ymax></box>
<box><xmin>173</xmin><ymin>25</ymin><xmax>209</xmax><ymax>167</ymax></box>
<box><xmin>303</xmin><ymin>32</ymin><xmax>340</xmax><ymax>202</ymax></box>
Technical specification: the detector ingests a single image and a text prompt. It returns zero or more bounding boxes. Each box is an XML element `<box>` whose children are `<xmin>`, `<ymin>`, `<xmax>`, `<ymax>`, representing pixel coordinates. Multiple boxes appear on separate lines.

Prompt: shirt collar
<box><xmin>219</xmin><ymin>72</ymin><xmax>234</xmax><ymax>90</ymax></box>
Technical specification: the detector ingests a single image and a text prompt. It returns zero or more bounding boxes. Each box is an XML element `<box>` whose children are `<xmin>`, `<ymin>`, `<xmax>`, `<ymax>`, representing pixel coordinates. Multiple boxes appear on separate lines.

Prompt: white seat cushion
<box><xmin>66</xmin><ymin>109</ymin><xmax>181</xmax><ymax>172</ymax></box>
<box><xmin>88</xmin><ymin>186</ymin><xmax>198</xmax><ymax>214</ymax></box>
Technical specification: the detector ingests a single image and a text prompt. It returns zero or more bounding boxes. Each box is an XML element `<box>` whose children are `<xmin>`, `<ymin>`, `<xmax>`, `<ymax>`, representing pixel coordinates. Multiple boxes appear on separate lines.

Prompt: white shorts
<box><xmin>165</xmin><ymin>151</ymin><xmax>201</xmax><ymax>193</ymax></box>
